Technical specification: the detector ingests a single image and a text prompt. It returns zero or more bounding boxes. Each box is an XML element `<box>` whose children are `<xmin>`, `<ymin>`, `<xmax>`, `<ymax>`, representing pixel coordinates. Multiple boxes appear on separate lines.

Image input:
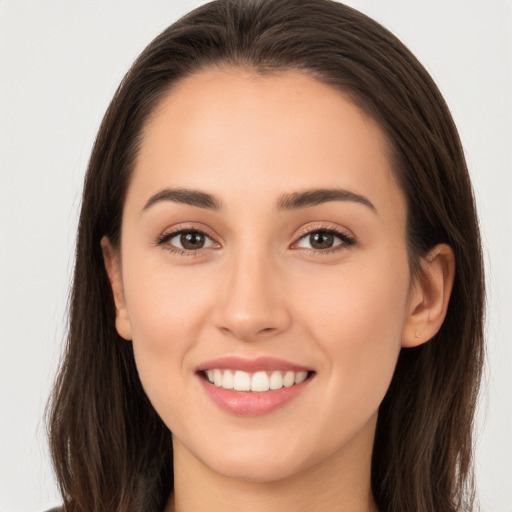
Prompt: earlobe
<box><xmin>100</xmin><ymin>236</ymin><xmax>133</xmax><ymax>341</ymax></box>
<box><xmin>402</xmin><ymin>244</ymin><xmax>455</xmax><ymax>348</ymax></box>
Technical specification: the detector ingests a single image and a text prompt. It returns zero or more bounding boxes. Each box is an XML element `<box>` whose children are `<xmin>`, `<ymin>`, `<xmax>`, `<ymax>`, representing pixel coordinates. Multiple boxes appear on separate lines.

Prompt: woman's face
<box><xmin>107</xmin><ymin>69</ymin><xmax>415</xmax><ymax>482</ymax></box>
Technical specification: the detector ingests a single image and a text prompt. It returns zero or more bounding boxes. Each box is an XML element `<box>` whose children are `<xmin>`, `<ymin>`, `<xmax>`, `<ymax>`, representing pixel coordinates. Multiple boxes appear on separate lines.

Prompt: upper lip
<box><xmin>197</xmin><ymin>356</ymin><xmax>313</xmax><ymax>373</ymax></box>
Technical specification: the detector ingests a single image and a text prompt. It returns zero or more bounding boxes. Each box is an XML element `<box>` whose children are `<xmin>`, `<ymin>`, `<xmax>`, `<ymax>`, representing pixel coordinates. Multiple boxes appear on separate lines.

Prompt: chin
<box><xmin>171</xmin><ymin>426</ymin><xmax>313</xmax><ymax>483</ymax></box>
<box><xmin>203</xmin><ymin>448</ymin><xmax>310</xmax><ymax>483</ymax></box>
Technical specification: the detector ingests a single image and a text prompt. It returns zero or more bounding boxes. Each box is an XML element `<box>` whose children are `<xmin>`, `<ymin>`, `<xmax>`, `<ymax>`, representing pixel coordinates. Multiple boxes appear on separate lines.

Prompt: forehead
<box><xmin>128</xmin><ymin>68</ymin><xmax>405</xmax><ymax>222</ymax></box>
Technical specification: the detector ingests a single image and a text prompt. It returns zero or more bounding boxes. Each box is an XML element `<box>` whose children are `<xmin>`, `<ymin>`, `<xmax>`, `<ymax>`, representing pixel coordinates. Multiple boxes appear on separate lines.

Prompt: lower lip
<box><xmin>198</xmin><ymin>374</ymin><xmax>313</xmax><ymax>416</ymax></box>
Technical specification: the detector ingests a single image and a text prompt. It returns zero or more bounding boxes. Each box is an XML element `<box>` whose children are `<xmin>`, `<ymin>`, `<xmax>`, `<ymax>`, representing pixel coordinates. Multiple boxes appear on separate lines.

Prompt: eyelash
<box><xmin>293</xmin><ymin>225</ymin><xmax>356</xmax><ymax>255</ymax></box>
<box><xmin>155</xmin><ymin>225</ymin><xmax>355</xmax><ymax>256</ymax></box>
<box><xmin>155</xmin><ymin>227</ymin><xmax>216</xmax><ymax>257</ymax></box>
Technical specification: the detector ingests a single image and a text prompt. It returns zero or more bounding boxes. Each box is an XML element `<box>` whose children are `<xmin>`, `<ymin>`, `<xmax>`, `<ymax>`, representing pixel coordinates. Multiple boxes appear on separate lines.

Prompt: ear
<box><xmin>402</xmin><ymin>244</ymin><xmax>455</xmax><ymax>348</ymax></box>
<box><xmin>101</xmin><ymin>236</ymin><xmax>132</xmax><ymax>340</ymax></box>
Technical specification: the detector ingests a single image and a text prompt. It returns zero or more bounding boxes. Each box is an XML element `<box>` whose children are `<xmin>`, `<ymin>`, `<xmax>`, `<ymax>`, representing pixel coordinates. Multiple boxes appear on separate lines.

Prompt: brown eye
<box><xmin>163</xmin><ymin>230</ymin><xmax>215</xmax><ymax>252</ymax></box>
<box><xmin>180</xmin><ymin>232</ymin><xmax>206</xmax><ymax>250</ymax></box>
<box><xmin>309</xmin><ymin>231</ymin><xmax>335</xmax><ymax>249</ymax></box>
<box><xmin>295</xmin><ymin>229</ymin><xmax>353</xmax><ymax>252</ymax></box>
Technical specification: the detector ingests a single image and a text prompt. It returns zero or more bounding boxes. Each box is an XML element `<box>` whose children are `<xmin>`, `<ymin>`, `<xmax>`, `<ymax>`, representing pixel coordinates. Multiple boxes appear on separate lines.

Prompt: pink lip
<box><xmin>198</xmin><ymin>376</ymin><xmax>313</xmax><ymax>416</ymax></box>
<box><xmin>197</xmin><ymin>356</ymin><xmax>311</xmax><ymax>373</ymax></box>
<box><xmin>196</xmin><ymin>356</ymin><xmax>314</xmax><ymax>417</ymax></box>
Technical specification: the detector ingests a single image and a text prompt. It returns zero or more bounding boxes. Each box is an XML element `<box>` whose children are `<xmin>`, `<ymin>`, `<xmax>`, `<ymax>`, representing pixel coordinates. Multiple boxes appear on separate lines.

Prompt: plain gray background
<box><xmin>1</xmin><ymin>1</ymin><xmax>511</xmax><ymax>511</ymax></box>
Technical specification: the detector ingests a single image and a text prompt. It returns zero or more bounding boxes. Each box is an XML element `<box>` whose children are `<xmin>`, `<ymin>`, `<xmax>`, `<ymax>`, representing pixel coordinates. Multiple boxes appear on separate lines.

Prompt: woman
<box><xmin>47</xmin><ymin>1</ymin><xmax>484</xmax><ymax>511</ymax></box>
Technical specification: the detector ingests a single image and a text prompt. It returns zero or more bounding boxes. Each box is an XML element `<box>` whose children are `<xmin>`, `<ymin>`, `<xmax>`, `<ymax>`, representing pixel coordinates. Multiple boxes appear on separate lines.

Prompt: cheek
<box><xmin>297</xmin><ymin>254</ymin><xmax>409</xmax><ymax>404</ymax></box>
<box><xmin>125</xmin><ymin>257</ymin><xmax>214</xmax><ymax>342</ymax></box>
<box><xmin>122</xmin><ymin>260</ymin><xmax>216</xmax><ymax>410</ymax></box>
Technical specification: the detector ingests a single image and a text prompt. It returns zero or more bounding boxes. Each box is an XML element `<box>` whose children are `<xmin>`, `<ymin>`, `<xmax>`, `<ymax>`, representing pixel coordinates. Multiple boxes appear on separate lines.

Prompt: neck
<box><xmin>166</xmin><ymin>416</ymin><xmax>378</xmax><ymax>512</ymax></box>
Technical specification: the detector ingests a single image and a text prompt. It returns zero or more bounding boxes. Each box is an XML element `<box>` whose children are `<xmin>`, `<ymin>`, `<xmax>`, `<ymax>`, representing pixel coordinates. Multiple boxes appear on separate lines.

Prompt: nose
<box><xmin>212</xmin><ymin>248</ymin><xmax>292</xmax><ymax>342</ymax></box>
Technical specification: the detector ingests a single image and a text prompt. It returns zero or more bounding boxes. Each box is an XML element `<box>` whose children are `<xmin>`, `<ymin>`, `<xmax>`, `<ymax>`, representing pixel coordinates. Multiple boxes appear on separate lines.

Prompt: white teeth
<box><xmin>269</xmin><ymin>371</ymin><xmax>283</xmax><ymax>390</ymax></box>
<box><xmin>233</xmin><ymin>371</ymin><xmax>251</xmax><ymax>391</ymax></box>
<box><xmin>283</xmin><ymin>371</ymin><xmax>295</xmax><ymax>387</ymax></box>
<box><xmin>213</xmin><ymin>369</ymin><xmax>222</xmax><ymax>387</ymax></box>
<box><xmin>204</xmin><ymin>369</ymin><xmax>310</xmax><ymax>392</ymax></box>
<box><xmin>221</xmin><ymin>370</ymin><xmax>234</xmax><ymax>390</ymax></box>
<box><xmin>251</xmin><ymin>371</ymin><xmax>269</xmax><ymax>392</ymax></box>
<box><xmin>295</xmin><ymin>371</ymin><xmax>308</xmax><ymax>384</ymax></box>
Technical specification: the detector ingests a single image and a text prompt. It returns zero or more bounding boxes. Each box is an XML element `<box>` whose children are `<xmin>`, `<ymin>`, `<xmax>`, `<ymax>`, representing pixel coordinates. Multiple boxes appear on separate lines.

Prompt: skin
<box><xmin>103</xmin><ymin>68</ymin><xmax>455</xmax><ymax>512</ymax></box>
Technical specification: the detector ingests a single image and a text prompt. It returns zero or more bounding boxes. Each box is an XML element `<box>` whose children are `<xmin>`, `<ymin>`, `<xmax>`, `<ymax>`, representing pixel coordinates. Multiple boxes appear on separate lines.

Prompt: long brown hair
<box><xmin>47</xmin><ymin>1</ymin><xmax>485</xmax><ymax>511</ymax></box>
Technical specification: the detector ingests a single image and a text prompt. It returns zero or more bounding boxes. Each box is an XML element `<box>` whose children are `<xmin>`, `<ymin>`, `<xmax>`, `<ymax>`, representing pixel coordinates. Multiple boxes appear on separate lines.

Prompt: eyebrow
<box><xmin>142</xmin><ymin>188</ymin><xmax>222</xmax><ymax>212</ymax></box>
<box><xmin>277</xmin><ymin>188</ymin><xmax>377</xmax><ymax>213</ymax></box>
<box><xmin>142</xmin><ymin>187</ymin><xmax>377</xmax><ymax>214</ymax></box>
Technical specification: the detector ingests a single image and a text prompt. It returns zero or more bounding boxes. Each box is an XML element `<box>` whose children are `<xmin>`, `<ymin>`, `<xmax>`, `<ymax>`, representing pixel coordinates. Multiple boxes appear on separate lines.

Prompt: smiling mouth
<box><xmin>201</xmin><ymin>369</ymin><xmax>315</xmax><ymax>392</ymax></box>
